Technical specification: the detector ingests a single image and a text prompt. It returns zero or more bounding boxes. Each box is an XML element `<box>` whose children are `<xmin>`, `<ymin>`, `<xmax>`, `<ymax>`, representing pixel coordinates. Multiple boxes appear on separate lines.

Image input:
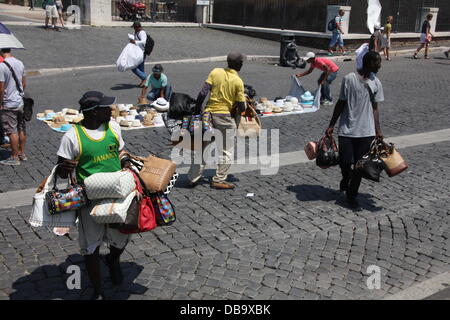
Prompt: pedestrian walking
<box><xmin>55</xmin><ymin>0</ymin><xmax>65</xmax><ymax>29</ymax></box>
<box><xmin>56</xmin><ymin>91</ymin><xmax>130</xmax><ymax>300</ymax></box>
<box><xmin>381</xmin><ymin>16</ymin><xmax>393</xmax><ymax>61</ymax></box>
<box><xmin>325</xmin><ymin>51</ymin><xmax>384</xmax><ymax>208</ymax></box>
<box><xmin>413</xmin><ymin>14</ymin><xmax>433</xmax><ymax>59</ymax></box>
<box><xmin>0</xmin><ymin>48</ymin><xmax>27</xmax><ymax>166</ymax></box>
<box><xmin>130</xmin><ymin>21</ymin><xmax>148</xmax><ymax>87</ymax></box>
<box><xmin>29</xmin><ymin>0</ymin><xmax>35</xmax><ymax>11</ymax></box>
<box><xmin>43</xmin><ymin>0</ymin><xmax>61</xmax><ymax>31</ymax></box>
<box><xmin>140</xmin><ymin>64</ymin><xmax>172</xmax><ymax>103</ymax></box>
<box><xmin>328</xmin><ymin>9</ymin><xmax>347</xmax><ymax>56</ymax></box>
<box><xmin>372</xmin><ymin>24</ymin><xmax>384</xmax><ymax>53</ymax></box>
<box><xmin>187</xmin><ymin>52</ymin><xmax>247</xmax><ymax>190</ymax></box>
<box><xmin>296</xmin><ymin>52</ymin><xmax>339</xmax><ymax>106</ymax></box>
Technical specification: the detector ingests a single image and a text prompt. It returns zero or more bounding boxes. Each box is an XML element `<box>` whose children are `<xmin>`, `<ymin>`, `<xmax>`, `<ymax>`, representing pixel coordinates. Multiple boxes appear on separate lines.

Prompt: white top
<box><xmin>134</xmin><ymin>30</ymin><xmax>147</xmax><ymax>52</ymax></box>
<box><xmin>355</xmin><ymin>43</ymin><xmax>369</xmax><ymax>71</ymax></box>
<box><xmin>57</xmin><ymin>121</ymin><xmax>125</xmax><ymax>160</ymax></box>
<box><xmin>0</xmin><ymin>57</ymin><xmax>25</xmax><ymax>109</ymax></box>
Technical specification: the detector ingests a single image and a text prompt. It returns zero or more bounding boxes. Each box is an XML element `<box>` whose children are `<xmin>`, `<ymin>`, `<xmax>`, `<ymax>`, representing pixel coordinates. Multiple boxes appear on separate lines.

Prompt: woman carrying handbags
<box><xmin>56</xmin><ymin>91</ymin><xmax>130</xmax><ymax>300</ymax></box>
<box><xmin>325</xmin><ymin>52</ymin><xmax>384</xmax><ymax>208</ymax></box>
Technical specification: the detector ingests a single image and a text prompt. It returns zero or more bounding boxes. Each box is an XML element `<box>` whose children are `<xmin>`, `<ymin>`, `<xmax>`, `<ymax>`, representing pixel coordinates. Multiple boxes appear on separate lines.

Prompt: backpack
<box><xmin>136</xmin><ymin>31</ymin><xmax>155</xmax><ymax>56</ymax></box>
<box><xmin>327</xmin><ymin>17</ymin><xmax>337</xmax><ymax>31</ymax></box>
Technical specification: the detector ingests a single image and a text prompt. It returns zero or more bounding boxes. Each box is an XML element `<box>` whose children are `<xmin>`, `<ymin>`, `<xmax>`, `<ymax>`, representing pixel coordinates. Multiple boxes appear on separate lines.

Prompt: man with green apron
<box><xmin>57</xmin><ymin>91</ymin><xmax>129</xmax><ymax>300</ymax></box>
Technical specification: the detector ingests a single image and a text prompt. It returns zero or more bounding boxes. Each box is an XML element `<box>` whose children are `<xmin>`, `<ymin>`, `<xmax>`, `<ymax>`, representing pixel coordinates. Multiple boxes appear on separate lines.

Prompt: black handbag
<box><xmin>2</xmin><ymin>60</ymin><xmax>34</xmax><ymax>121</ymax></box>
<box><xmin>316</xmin><ymin>135</ymin><xmax>340</xmax><ymax>169</ymax></box>
<box><xmin>355</xmin><ymin>139</ymin><xmax>385</xmax><ymax>182</ymax></box>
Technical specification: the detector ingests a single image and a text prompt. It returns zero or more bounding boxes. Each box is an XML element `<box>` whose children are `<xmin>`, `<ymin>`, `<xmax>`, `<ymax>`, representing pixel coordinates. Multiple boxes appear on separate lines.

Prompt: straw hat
<box><xmin>37</xmin><ymin>113</ymin><xmax>45</xmax><ymax>119</ymax></box>
<box><xmin>65</xmin><ymin>109</ymin><xmax>78</xmax><ymax>115</ymax></box>
<box><xmin>143</xmin><ymin>114</ymin><xmax>154</xmax><ymax>127</ymax></box>
<box><xmin>131</xmin><ymin>120</ymin><xmax>142</xmax><ymax>127</ymax></box>
<box><xmin>120</xmin><ymin>120</ymin><xmax>130</xmax><ymax>127</ymax></box>
<box><xmin>119</xmin><ymin>111</ymin><xmax>129</xmax><ymax>117</ymax></box>
<box><xmin>151</xmin><ymin>98</ymin><xmax>169</xmax><ymax>112</ymax></box>
<box><xmin>53</xmin><ymin>116</ymin><xmax>67</xmax><ymax>124</ymax></box>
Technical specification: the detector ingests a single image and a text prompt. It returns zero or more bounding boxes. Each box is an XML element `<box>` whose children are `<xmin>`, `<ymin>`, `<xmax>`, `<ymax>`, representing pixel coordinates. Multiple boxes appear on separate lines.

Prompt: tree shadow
<box><xmin>10</xmin><ymin>254</ymin><xmax>147</xmax><ymax>300</ymax></box>
<box><xmin>111</xmin><ymin>84</ymin><xmax>140</xmax><ymax>91</ymax></box>
<box><xmin>287</xmin><ymin>184</ymin><xmax>383</xmax><ymax>212</ymax></box>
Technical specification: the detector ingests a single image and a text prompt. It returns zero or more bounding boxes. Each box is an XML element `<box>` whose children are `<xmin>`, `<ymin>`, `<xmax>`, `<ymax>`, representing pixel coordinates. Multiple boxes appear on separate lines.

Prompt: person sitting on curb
<box><xmin>56</xmin><ymin>91</ymin><xmax>131</xmax><ymax>300</ymax></box>
<box><xmin>296</xmin><ymin>52</ymin><xmax>339</xmax><ymax>106</ymax></box>
<box><xmin>140</xmin><ymin>64</ymin><xmax>172</xmax><ymax>103</ymax></box>
<box><xmin>187</xmin><ymin>52</ymin><xmax>247</xmax><ymax>190</ymax></box>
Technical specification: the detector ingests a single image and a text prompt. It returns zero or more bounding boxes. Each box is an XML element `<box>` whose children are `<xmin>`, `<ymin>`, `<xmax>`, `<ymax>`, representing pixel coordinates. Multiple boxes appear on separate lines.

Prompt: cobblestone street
<box><xmin>0</xmin><ymin>17</ymin><xmax>449</xmax><ymax>300</ymax></box>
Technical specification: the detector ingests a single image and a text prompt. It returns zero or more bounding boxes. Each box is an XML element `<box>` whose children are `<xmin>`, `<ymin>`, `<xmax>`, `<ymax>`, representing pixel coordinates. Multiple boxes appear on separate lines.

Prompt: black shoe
<box><xmin>346</xmin><ymin>197</ymin><xmax>360</xmax><ymax>209</ymax></box>
<box><xmin>445</xmin><ymin>51</ymin><xmax>449</xmax><ymax>59</ymax></box>
<box><xmin>104</xmin><ymin>254</ymin><xmax>124</xmax><ymax>287</ymax></box>
<box><xmin>90</xmin><ymin>290</ymin><xmax>106</xmax><ymax>300</ymax></box>
<box><xmin>339</xmin><ymin>180</ymin><xmax>349</xmax><ymax>192</ymax></box>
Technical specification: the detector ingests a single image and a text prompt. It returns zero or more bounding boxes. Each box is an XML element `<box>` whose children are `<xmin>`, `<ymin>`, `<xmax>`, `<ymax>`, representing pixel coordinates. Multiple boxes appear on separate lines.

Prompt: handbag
<box><xmin>151</xmin><ymin>194</ymin><xmax>176</xmax><ymax>226</ymax></box>
<box><xmin>355</xmin><ymin>139</ymin><xmax>385</xmax><ymax>182</ymax></box>
<box><xmin>132</xmin><ymin>154</ymin><xmax>177</xmax><ymax>194</ymax></box>
<box><xmin>316</xmin><ymin>135</ymin><xmax>339</xmax><ymax>169</ymax></box>
<box><xmin>45</xmin><ymin>168</ymin><xmax>88</xmax><ymax>216</ymax></box>
<box><xmin>2</xmin><ymin>60</ymin><xmax>33</xmax><ymax>121</ymax></box>
<box><xmin>29</xmin><ymin>166</ymin><xmax>77</xmax><ymax>228</ymax></box>
<box><xmin>378</xmin><ymin>140</ymin><xmax>409</xmax><ymax>177</ymax></box>
<box><xmin>304</xmin><ymin>141</ymin><xmax>318</xmax><ymax>160</ymax></box>
<box><xmin>236</xmin><ymin>106</ymin><xmax>261</xmax><ymax>138</ymax></box>
<box><xmin>84</xmin><ymin>170</ymin><xmax>136</xmax><ymax>200</ymax></box>
<box><xmin>89</xmin><ymin>191</ymin><xmax>137</xmax><ymax>224</ymax></box>
<box><xmin>110</xmin><ymin>171</ymin><xmax>158</xmax><ymax>234</ymax></box>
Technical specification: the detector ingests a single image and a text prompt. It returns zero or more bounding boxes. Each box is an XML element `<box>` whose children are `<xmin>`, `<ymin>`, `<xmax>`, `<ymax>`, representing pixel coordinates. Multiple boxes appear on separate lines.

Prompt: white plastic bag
<box><xmin>116</xmin><ymin>43</ymin><xmax>144</xmax><ymax>72</ymax></box>
<box><xmin>29</xmin><ymin>166</ymin><xmax>77</xmax><ymax>228</ymax></box>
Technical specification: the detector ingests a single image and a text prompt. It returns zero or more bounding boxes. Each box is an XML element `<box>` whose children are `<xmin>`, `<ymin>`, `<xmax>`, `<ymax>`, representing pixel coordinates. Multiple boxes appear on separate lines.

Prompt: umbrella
<box><xmin>0</xmin><ymin>23</ymin><xmax>24</xmax><ymax>50</ymax></box>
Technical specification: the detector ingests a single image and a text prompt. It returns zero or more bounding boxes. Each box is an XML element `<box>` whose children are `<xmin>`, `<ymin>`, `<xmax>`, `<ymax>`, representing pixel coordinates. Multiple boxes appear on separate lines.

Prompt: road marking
<box><xmin>1</xmin><ymin>128</ymin><xmax>450</xmax><ymax>210</ymax></box>
<box><xmin>384</xmin><ymin>271</ymin><xmax>450</xmax><ymax>300</ymax></box>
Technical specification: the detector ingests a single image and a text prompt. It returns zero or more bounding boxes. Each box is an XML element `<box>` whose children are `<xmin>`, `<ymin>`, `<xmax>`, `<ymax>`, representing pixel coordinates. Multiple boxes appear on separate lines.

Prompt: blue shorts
<box><xmin>329</xmin><ymin>32</ymin><xmax>344</xmax><ymax>48</ymax></box>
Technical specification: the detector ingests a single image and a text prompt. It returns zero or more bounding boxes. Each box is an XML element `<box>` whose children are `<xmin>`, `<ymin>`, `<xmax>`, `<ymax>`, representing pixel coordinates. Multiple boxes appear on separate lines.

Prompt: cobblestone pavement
<box><xmin>0</xmin><ymin>141</ymin><xmax>449</xmax><ymax>300</ymax></box>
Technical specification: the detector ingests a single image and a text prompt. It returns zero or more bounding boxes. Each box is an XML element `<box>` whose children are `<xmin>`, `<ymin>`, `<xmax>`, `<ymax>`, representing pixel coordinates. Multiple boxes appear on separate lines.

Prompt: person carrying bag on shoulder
<box><xmin>325</xmin><ymin>51</ymin><xmax>384</xmax><ymax>209</ymax></box>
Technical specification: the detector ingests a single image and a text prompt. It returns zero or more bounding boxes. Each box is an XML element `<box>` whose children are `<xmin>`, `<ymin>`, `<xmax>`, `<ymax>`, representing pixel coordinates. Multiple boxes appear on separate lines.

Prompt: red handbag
<box><xmin>112</xmin><ymin>171</ymin><xmax>157</xmax><ymax>234</ymax></box>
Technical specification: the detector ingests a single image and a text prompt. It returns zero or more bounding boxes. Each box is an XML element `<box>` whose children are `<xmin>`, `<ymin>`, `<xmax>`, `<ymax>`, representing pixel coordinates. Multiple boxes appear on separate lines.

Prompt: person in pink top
<box><xmin>296</xmin><ymin>52</ymin><xmax>339</xmax><ymax>106</ymax></box>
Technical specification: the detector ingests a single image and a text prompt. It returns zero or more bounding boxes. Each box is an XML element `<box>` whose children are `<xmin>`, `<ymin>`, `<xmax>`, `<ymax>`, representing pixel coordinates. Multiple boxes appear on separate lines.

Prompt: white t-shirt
<box><xmin>57</xmin><ymin>121</ymin><xmax>125</xmax><ymax>160</ymax></box>
<box><xmin>0</xmin><ymin>57</ymin><xmax>25</xmax><ymax>109</ymax></box>
<box><xmin>134</xmin><ymin>30</ymin><xmax>147</xmax><ymax>52</ymax></box>
<box><xmin>355</xmin><ymin>43</ymin><xmax>369</xmax><ymax>71</ymax></box>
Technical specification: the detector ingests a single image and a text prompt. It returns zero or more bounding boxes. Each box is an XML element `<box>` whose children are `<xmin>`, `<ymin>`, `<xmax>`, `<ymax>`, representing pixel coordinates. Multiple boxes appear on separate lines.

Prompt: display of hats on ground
<box><xmin>37</xmin><ymin>103</ymin><xmax>169</xmax><ymax>133</ymax></box>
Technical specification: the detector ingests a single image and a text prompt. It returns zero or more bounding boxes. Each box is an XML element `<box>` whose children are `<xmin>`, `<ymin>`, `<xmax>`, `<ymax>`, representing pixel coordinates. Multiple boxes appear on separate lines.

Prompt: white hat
<box><xmin>302</xmin><ymin>52</ymin><xmax>315</xmax><ymax>61</ymax></box>
<box><xmin>151</xmin><ymin>98</ymin><xmax>169</xmax><ymax>112</ymax></box>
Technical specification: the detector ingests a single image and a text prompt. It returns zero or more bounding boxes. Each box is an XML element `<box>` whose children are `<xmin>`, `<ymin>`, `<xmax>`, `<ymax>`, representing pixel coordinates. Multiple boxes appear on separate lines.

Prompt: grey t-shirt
<box><xmin>0</xmin><ymin>57</ymin><xmax>25</xmax><ymax>109</ymax></box>
<box><xmin>338</xmin><ymin>72</ymin><xmax>384</xmax><ymax>138</ymax></box>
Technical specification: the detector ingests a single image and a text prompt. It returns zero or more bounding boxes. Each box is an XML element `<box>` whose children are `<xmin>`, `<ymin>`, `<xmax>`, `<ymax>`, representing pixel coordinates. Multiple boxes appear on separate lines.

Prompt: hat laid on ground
<box><xmin>302</xmin><ymin>52</ymin><xmax>316</xmax><ymax>61</ymax></box>
<box><xmin>301</xmin><ymin>91</ymin><xmax>315</xmax><ymax>105</ymax></box>
<box><xmin>151</xmin><ymin>97</ymin><xmax>169</xmax><ymax>112</ymax></box>
<box><xmin>79</xmin><ymin>91</ymin><xmax>116</xmax><ymax>112</ymax></box>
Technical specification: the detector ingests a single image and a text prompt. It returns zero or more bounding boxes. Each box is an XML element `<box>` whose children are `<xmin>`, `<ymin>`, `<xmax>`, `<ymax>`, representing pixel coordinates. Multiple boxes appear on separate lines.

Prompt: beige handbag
<box><xmin>379</xmin><ymin>141</ymin><xmax>408</xmax><ymax>177</ymax></box>
<box><xmin>132</xmin><ymin>154</ymin><xmax>177</xmax><ymax>193</ymax></box>
<box><xmin>235</xmin><ymin>106</ymin><xmax>262</xmax><ymax>138</ymax></box>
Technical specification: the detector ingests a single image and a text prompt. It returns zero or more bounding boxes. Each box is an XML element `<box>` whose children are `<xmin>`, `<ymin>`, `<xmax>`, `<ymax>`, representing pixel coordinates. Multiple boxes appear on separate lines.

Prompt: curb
<box><xmin>25</xmin><ymin>46</ymin><xmax>450</xmax><ymax>78</ymax></box>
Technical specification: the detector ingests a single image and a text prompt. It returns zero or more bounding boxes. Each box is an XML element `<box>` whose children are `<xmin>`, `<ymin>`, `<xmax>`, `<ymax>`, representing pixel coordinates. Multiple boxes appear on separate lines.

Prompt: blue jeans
<box><xmin>147</xmin><ymin>84</ymin><xmax>173</xmax><ymax>102</ymax></box>
<box><xmin>318</xmin><ymin>71</ymin><xmax>338</xmax><ymax>102</ymax></box>
<box><xmin>132</xmin><ymin>55</ymin><xmax>147</xmax><ymax>81</ymax></box>
<box><xmin>329</xmin><ymin>32</ymin><xmax>344</xmax><ymax>48</ymax></box>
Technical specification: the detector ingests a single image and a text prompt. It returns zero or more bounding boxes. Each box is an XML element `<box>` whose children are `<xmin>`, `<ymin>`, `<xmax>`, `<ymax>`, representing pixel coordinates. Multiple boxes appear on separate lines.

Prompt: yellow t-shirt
<box><xmin>204</xmin><ymin>68</ymin><xmax>246</xmax><ymax>114</ymax></box>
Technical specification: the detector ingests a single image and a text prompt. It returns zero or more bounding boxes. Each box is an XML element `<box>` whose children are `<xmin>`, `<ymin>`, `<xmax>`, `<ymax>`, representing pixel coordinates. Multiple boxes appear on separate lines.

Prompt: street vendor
<box><xmin>139</xmin><ymin>64</ymin><xmax>172</xmax><ymax>103</ymax></box>
<box><xmin>296</xmin><ymin>52</ymin><xmax>339</xmax><ymax>106</ymax></box>
<box><xmin>56</xmin><ymin>91</ymin><xmax>130</xmax><ymax>300</ymax></box>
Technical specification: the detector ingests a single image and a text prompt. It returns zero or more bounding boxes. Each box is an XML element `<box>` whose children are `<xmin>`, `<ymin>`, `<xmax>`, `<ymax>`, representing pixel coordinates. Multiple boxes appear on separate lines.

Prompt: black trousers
<box><xmin>338</xmin><ymin>136</ymin><xmax>374</xmax><ymax>199</ymax></box>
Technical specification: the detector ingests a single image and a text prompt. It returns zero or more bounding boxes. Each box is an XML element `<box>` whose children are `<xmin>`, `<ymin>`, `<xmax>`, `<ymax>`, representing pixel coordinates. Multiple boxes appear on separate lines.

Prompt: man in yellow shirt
<box><xmin>188</xmin><ymin>52</ymin><xmax>247</xmax><ymax>190</ymax></box>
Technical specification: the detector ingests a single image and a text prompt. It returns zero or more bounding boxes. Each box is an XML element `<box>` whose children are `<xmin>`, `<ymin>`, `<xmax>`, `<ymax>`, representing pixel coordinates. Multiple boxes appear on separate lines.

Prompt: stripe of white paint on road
<box><xmin>1</xmin><ymin>128</ymin><xmax>450</xmax><ymax>210</ymax></box>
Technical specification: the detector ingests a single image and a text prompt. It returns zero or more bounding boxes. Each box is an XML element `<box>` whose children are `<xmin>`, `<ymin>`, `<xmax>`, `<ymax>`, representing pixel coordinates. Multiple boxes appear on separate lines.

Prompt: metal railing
<box><xmin>111</xmin><ymin>0</ymin><xmax>196</xmax><ymax>22</ymax></box>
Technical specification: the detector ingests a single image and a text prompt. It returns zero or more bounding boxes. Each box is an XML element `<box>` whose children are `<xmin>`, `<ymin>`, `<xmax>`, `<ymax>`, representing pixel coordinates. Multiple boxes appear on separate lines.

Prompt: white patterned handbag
<box><xmin>29</xmin><ymin>166</ymin><xmax>77</xmax><ymax>228</ymax></box>
<box><xmin>84</xmin><ymin>170</ymin><xmax>136</xmax><ymax>200</ymax></box>
<box><xmin>89</xmin><ymin>191</ymin><xmax>136</xmax><ymax>224</ymax></box>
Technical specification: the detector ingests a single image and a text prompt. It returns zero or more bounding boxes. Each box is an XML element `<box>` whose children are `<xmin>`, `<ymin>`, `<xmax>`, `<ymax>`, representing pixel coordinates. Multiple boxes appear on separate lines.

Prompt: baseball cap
<box><xmin>79</xmin><ymin>91</ymin><xmax>116</xmax><ymax>112</ymax></box>
<box><xmin>227</xmin><ymin>52</ymin><xmax>247</xmax><ymax>63</ymax></box>
<box><xmin>302</xmin><ymin>52</ymin><xmax>316</xmax><ymax>61</ymax></box>
<box><xmin>131</xmin><ymin>21</ymin><xmax>142</xmax><ymax>28</ymax></box>
<box><xmin>152</xmin><ymin>64</ymin><xmax>163</xmax><ymax>74</ymax></box>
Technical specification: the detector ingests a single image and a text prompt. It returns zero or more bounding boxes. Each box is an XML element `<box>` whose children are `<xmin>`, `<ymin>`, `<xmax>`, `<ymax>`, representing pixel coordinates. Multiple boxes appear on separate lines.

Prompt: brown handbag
<box><xmin>378</xmin><ymin>141</ymin><xmax>408</xmax><ymax>177</ymax></box>
<box><xmin>136</xmin><ymin>154</ymin><xmax>177</xmax><ymax>193</ymax></box>
<box><xmin>235</xmin><ymin>105</ymin><xmax>262</xmax><ymax>138</ymax></box>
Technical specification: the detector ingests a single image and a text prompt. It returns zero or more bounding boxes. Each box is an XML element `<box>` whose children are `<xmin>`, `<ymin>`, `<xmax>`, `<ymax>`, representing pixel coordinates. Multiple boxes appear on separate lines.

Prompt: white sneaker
<box><xmin>322</xmin><ymin>100</ymin><xmax>333</xmax><ymax>106</ymax></box>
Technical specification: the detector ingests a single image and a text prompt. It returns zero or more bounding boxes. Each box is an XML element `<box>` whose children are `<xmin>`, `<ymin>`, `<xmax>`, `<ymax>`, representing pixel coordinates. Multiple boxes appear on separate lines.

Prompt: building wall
<box><xmin>213</xmin><ymin>0</ymin><xmax>450</xmax><ymax>33</ymax></box>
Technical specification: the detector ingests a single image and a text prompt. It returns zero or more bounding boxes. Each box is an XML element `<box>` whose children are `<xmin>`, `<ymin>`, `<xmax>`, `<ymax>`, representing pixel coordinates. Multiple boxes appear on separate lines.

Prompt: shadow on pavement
<box><xmin>0</xmin><ymin>148</ymin><xmax>12</xmax><ymax>160</ymax></box>
<box><xmin>10</xmin><ymin>254</ymin><xmax>147</xmax><ymax>300</ymax></box>
<box><xmin>287</xmin><ymin>184</ymin><xmax>383</xmax><ymax>212</ymax></box>
<box><xmin>111</xmin><ymin>84</ymin><xmax>139</xmax><ymax>91</ymax></box>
